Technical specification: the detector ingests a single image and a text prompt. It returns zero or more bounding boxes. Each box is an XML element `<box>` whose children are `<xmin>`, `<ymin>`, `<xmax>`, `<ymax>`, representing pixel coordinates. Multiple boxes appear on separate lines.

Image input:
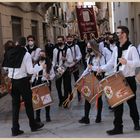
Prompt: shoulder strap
<box><xmin>136</xmin><ymin>47</ymin><xmax>140</xmax><ymax>59</ymax></box>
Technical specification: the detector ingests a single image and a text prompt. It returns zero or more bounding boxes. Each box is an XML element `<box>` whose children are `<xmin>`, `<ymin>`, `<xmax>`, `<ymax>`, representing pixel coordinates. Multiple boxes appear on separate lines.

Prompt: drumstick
<box><xmin>62</xmin><ymin>87</ymin><xmax>77</xmax><ymax>108</ymax></box>
<box><xmin>113</xmin><ymin>62</ymin><xmax>120</xmax><ymax>71</ymax></box>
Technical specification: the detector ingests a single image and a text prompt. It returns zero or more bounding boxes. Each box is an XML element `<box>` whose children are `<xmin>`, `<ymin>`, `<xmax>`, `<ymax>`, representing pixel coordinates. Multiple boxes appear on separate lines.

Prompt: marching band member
<box><xmin>98</xmin><ymin>26</ymin><xmax>140</xmax><ymax>135</ymax></box>
<box><xmin>66</xmin><ymin>35</ymin><xmax>82</xmax><ymax>102</ymax></box>
<box><xmin>79</xmin><ymin>39</ymin><xmax>106</xmax><ymax>124</ymax></box>
<box><xmin>2</xmin><ymin>37</ymin><xmax>44</xmax><ymax>136</ymax></box>
<box><xmin>52</xmin><ymin>36</ymin><xmax>73</xmax><ymax>108</ymax></box>
<box><xmin>31</xmin><ymin>50</ymin><xmax>55</xmax><ymax>122</ymax></box>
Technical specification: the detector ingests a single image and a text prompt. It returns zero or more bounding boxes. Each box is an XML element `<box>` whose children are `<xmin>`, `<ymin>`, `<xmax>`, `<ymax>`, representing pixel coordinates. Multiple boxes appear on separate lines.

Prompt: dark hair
<box><xmin>18</xmin><ymin>36</ymin><xmax>26</xmax><ymax>46</ymax></box>
<box><xmin>117</xmin><ymin>26</ymin><xmax>129</xmax><ymax>37</ymax></box>
<box><xmin>27</xmin><ymin>35</ymin><xmax>35</xmax><ymax>41</ymax></box>
<box><xmin>4</xmin><ymin>40</ymin><xmax>15</xmax><ymax>51</ymax></box>
<box><xmin>57</xmin><ymin>36</ymin><xmax>64</xmax><ymax>41</ymax></box>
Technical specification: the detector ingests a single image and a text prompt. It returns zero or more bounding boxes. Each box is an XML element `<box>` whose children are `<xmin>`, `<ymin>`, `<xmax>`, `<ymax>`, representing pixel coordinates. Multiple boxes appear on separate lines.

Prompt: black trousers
<box><xmin>55</xmin><ymin>69</ymin><xmax>71</xmax><ymax>103</ymax></box>
<box><xmin>11</xmin><ymin>77</ymin><xmax>35</xmax><ymax>130</ymax></box>
<box><xmin>113</xmin><ymin>76</ymin><xmax>140</xmax><ymax>129</ymax></box>
<box><xmin>84</xmin><ymin>96</ymin><xmax>103</xmax><ymax>119</ymax></box>
<box><xmin>73</xmin><ymin>70</ymin><xmax>81</xmax><ymax>100</ymax></box>
<box><xmin>36</xmin><ymin>81</ymin><xmax>51</xmax><ymax>119</ymax></box>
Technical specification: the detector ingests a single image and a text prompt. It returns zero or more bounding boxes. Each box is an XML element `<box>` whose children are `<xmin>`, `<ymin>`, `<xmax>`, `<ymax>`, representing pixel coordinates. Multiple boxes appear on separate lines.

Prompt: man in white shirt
<box><xmin>52</xmin><ymin>36</ymin><xmax>73</xmax><ymax>107</ymax></box>
<box><xmin>2</xmin><ymin>37</ymin><xmax>44</xmax><ymax>136</ymax></box>
<box><xmin>65</xmin><ymin>35</ymin><xmax>82</xmax><ymax>102</ymax></box>
<box><xmin>98</xmin><ymin>26</ymin><xmax>140</xmax><ymax>135</ymax></box>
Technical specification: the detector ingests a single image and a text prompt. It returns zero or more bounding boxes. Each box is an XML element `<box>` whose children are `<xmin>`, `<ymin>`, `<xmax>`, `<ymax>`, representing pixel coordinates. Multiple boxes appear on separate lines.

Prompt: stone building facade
<box><xmin>113</xmin><ymin>2</ymin><xmax>140</xmax><ymax>46</ymax></box>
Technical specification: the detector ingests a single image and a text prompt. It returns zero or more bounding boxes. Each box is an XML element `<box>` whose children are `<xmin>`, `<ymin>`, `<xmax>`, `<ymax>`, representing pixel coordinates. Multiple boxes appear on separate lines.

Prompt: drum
<box><xmin>20</xmin><ymin>83</ymin><xmax>53</xmax><ymax>111</ymax></box>
<box><xmin>32</xmin><ymin>83</ymin><xmax>53</xmax><ymax>110</ymax></box>
<box><xmin>68</xmin><ymin>62</ymin><xmax>80</xmax><ymax>73</ymax></box>
<box><xmin>75</xmin><ymin>72</ymin><xmax>101</xmax><ymax>104</ymax></box>
<box><xmin>54</xmin><ymin>64</ymin><xmax>67</xmax><ymax>79</ymax></box>
<box><xmin>99</xmin><ymin>71</ymin><xmax>134</xmax><ymax>108</ymax></box>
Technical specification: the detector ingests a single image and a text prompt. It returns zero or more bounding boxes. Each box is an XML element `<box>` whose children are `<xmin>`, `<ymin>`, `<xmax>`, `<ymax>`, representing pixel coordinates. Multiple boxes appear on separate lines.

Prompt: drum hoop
<box><xmin>76</xmin><ymin>71</ymin><xmax>94</xmax><ymax>84</ymax></box>
<box><xmin>34</xmin><ymin>102</ymin><xmax>53</xmax><ymax>111</ymax></box>
<box><xmin>31</xmin><ymin>83</ymin><xmax>48</xmax><ymax>89</ymax></box>
<box><xmin>111</xmin><ymin>94</ymin><xmax>135</xmax><ymax>108</ymax></box>
<box><xmin>99</xmin><ymin>71</ymin><xmax>122</xmax><ymax>83</ymax></box>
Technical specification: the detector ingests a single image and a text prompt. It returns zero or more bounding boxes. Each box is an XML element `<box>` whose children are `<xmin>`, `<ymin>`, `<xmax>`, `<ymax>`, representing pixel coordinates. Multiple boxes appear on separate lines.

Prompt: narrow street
<box><xmin>0</xmin><ymin>67</ymin><xmax>140</xmax><ymax>138</ymax></box>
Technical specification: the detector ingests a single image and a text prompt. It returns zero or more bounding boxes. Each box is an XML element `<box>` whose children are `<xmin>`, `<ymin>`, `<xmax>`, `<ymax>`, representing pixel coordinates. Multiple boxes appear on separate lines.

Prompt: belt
<box><xmin>11</xmin><ymin>77</ymin><xmax>28</xmax><ymax>82</ymax></box>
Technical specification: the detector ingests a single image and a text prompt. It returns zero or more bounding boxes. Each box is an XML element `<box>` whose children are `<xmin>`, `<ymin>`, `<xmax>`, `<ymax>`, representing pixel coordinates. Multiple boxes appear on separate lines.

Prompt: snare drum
<box><xmin>20</xmin><ymin>83</ymin><xmax>53</xmax><ymax>111</ymax></box>
<box><xmin>54</xmin><ymin>64</ymin><xmax>67</xmax><ymax>79</ymax></box>
<box><xmin>99</xmin><ymin>71</ymin><xmax>134</xmax><ymax>108</ymax></box>
<box><xmin>75</xmin><ymin>72</ymin><xmax>101</xmax><ymax>104</ymax></box>
<box><xmin>68</xmin><ymin>62</ymin><xmax>80</xmax><ymax>73</ymax></box>
<box><xmin>32</xmin><ymin>83</ymin><xmax>53</xmax><ymax>110</ymax></box>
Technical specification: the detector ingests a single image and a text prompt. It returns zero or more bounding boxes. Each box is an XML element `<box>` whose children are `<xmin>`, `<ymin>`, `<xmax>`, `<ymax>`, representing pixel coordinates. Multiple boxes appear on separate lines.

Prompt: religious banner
<box><xmin>76</xmin><ymin>6</ymin><xmax>98</xmax><ymax>40</ymax></box>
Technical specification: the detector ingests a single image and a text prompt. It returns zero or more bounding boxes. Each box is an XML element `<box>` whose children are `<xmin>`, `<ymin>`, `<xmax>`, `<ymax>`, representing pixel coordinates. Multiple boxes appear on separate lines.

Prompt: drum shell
<box><xmin>75</xmin><ymin>72</ymin><xmax>101</xmax><ymax>104</ymax></box>
<box><xmin>20</xmin><ymin>83</ymin><xmax>53</xmax><ymax>111</ymax></box>
<box><xmin>68</xmin><ymin>62</ymin><xmax>80</xmax><ymax>73</ymax></box>
<box><xmin>99</xmin><ymin>71</ymin><xmax>134</xmax><ymax>108</ymax></box>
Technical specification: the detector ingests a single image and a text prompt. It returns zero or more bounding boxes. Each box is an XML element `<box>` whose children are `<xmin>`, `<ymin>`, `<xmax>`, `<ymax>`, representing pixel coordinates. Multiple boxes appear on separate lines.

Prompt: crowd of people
<box><xmin>1</xmin><ymin>25</ymin><xmax>140</xmax><ymax>136</ymax></box>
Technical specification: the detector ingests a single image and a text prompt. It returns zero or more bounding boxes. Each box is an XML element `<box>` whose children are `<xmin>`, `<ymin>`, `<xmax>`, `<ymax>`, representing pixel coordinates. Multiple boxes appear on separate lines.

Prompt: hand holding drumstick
<box><xmin>118</xmin><ymin>58</ymin><xmax>127</xmax><ymax>65</ymax></box>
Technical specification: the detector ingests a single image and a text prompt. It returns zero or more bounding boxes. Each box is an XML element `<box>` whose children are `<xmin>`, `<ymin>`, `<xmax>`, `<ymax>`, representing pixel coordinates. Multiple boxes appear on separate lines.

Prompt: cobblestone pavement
<box><xmin>0</xmin><ymin>66</ymin><xmax>140</xmax><ymax>138</ymax></box>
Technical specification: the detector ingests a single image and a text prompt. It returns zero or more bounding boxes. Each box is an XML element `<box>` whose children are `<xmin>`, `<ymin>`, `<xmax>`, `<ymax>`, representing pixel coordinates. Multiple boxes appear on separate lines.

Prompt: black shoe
<box><xmin>46</xmin><ymin>117</ymin><xmax>51</xmax><ymax>122</ymax></box>
<box><xmin>106</xmin><ymin>128</ymin><xmax>123</xmax><ymax>135</ymax></box>
<box><xmin>134</xmin><ymin>125</ymin><xmax>140</xmax><ymax>130</ymax></box>
<box><xmin>12</xmin><ymin>129</ymin><xmax>24</xmax><ymax>136</ymax></box>
<box><xmin>35</xmin><ymin>117</ymin><xmax>41</xmax><ymax>122</ymax></box>
<box><xmin>31</xmin><ymin>122</ymin><xmax>44</xmax><ymax>132</ymax></box>
<box><xmin>79</xmin><ymin>117</ymin><xmax>90</xmax><ymax>124</ymax></box>
<box><xmin>95</xmin><ymin>117</ymin><xmax>101</xmax><ymax>123</ymax></box>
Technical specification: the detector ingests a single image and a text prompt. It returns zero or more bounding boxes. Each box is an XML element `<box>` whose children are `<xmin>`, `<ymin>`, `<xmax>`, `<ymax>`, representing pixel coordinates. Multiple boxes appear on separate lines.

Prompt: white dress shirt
<box><xmin>101</xmin><ymin>45</ymin><xmax>140</xmax><ymax>77</ymax></box>
<box><xmin>82</xmin><ymin>55</ymin><xmax>106</xmax><ymax>77</ymax></box>
<box><xmin>52</xmin><ymin>46</ymin><xmax>73</xmax><ymax>67</ymax></box>
<box><xmin>7</xmin><ymin>52</ymin><xmax>43</xmax><ymax>79</ymax></box>
<box><xmin>31</xmin><ymin>61</ymin><xmax>55</xmax><ymax>83</ymax></box>
<box><xmin>31</xmin><ymin>48</ymin><xmax>41</xmax><ymax>62</ymax></box>
<box><xmin>69</xmin><ymin>44</ymin><xmax>82</xmax><ymax>67</ymax></box>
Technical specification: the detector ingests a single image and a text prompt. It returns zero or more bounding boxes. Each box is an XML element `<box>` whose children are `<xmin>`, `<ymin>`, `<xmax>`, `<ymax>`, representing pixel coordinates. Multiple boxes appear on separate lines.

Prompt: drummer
<box><xmin>78</xmin><ymin>39</ymin><xmax>106</xmax><ymax>124</ymax></box>
<box><xmin>31</xmin><ymin>50</ymin><xmax>55</xmax><ymax>122</ymax></box>
<box><xmin>98</xmin><ymin>26</ymin><xmax>140</xmax><ymax>135</ymax></box>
